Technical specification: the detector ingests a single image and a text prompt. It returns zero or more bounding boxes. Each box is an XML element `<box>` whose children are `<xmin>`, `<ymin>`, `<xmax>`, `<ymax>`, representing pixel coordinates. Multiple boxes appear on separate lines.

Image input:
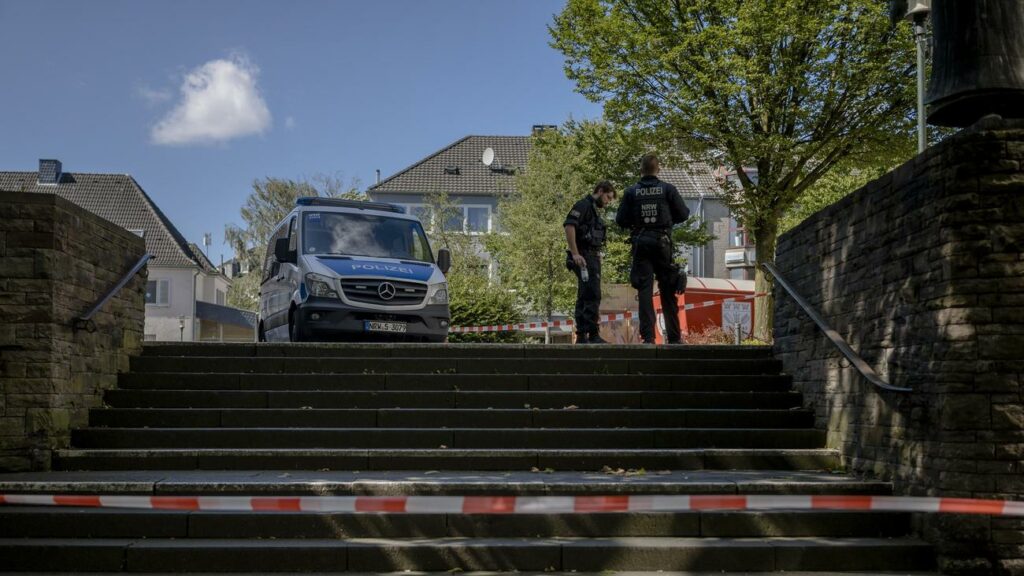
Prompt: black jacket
<box><xmin>564</xmin><ymin>195</ymin><xmax>607</xmax><ymax>250</ymax></box>
<box><xmin>615</xmin><ymin>175</ymin><xmax>689</xmax><ymax>232</ymax></box>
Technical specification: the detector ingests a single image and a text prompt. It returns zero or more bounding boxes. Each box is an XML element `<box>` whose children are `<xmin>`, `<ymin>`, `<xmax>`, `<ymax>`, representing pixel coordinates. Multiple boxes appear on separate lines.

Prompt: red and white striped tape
<box><xmin>3</xmin><ymin>493</ymin><xmax>1022</xmax><ymax>516</ymax></box>
<box><xmin>449</xmin><ymin>293</ymin><xmax>765</xmax><ymax>334</ymax></box>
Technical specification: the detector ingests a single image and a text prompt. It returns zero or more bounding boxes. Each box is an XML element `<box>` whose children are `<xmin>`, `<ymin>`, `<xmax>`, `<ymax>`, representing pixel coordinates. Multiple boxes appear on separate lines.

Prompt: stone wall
<box><xmin>0</xmin><ymin>192</ymin><xmax>146</xmax><ymax>471</ymax></box>
<box><xmin>772</xmin><ymin>119</ymin><xmax>1024</xmax><ymax>574</ymax></box>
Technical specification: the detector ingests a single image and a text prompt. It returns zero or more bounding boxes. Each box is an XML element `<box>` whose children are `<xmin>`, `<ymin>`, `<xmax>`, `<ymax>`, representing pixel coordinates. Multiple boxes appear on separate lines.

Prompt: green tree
<box><xmin>421</xmin><ymin>191</ymin><xmax>523</xmax><ymax>343</ymax></box>
<box><xmin>224</xmin><ymin>174</ymin><xmax>359</xmax><ymax>310</ymax></box>
<box><xmin>551</xmin><ymin>0</ymin><xmax>916</xmax><ymax>340</ymax></box>
<box><xmin>484</xmin><ymin>129</ymin><xmax>585</xmax><ymax>341</ymax></box>
<box><xmin>780</xmin><ymin>163</ymin><xmax>888</xmax><ymax>234</ymax></box>
<box><xmin>565</xmin><ymin>120</ymin><xmax>715</xmax><ymax>284</ymax></box>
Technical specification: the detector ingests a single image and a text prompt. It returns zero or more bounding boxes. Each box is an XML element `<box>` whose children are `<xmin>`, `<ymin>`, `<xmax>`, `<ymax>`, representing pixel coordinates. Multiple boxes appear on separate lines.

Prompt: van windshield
<box><xmin>302</xmin><ymin>212</ymin><xmax>434</xmax><ymax>263</ymax></box>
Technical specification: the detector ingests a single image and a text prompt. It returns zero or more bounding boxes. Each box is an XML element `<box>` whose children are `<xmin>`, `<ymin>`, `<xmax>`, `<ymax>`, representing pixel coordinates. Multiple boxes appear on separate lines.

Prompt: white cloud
<box><xmin>151</xmin><ymin>56</ymin><xmax>272</xmax><ymax>145</ymax></box>
<box><xmin>285</xmin><ymin>116</ymin><xmax>296</xmax><ymax>130</ymax></box>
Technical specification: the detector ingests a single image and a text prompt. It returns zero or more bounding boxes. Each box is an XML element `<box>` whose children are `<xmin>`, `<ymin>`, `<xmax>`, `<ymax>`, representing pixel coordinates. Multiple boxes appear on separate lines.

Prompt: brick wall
<box><xmin>772</xmin><ymin>118</ymin><xmax>1024</xmax><ymax>574</ymax></box>
<box><xmin>0</xmin><ymin>192</ymin><xmax>146</xmax><ymax>471</ymax></box>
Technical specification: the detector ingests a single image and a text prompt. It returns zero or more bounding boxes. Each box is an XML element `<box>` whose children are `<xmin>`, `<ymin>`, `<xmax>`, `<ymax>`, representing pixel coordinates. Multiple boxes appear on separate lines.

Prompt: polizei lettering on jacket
<box><xmin>635</xmin><ymin>187</ymin><xmax>664</xmax><ymax>197</ymax></box>
<box><xmin>353</xmin><ymin>264</ymin><xmax>415</xmax><ymax>275</ymax></box>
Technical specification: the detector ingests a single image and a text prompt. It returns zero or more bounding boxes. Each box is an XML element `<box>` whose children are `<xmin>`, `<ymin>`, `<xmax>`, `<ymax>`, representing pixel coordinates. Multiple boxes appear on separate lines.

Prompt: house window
<box><xmin>144</xmin><ymin>334</ymin><xmax>157</xmax><ymax>341</ymax></box>
<box><xmin>146</xmin><ymin>279</ymin><xmax>169</xmax><ymax>306</ymax></box>
<box><xmin>403</xmin><ymin>202</ymin><xmax>491</xmax><ymax>234</ymax></box>
<box><xmin>466</xmin><ymin>206</ymin><xmax>490</xmax><ymax>233</ymax></box>
<box><xmin>729</xmin><ymin>267</ymin><xmax>752</xmax><ymax>281</ymax></box>
<box><xmin>404</xmin><ymin>204</ymin><xmax>433</xmax><ymax>232</ymax></box>
<box><xmin>728</xmin><ymin>217</ymin><xmax>750</xmax><ymax>248</ymax></box>
<box><xmin>215</xmin><ymin>289</ymin><xmax>226</xmax><ymax>306</ymax></box>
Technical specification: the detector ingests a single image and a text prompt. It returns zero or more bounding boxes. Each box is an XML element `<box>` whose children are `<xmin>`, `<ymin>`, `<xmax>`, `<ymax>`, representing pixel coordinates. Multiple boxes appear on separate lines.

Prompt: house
<box><xmin>0</xmin><ymin>159</ymin><xmax>256</xmax><ymax>342</ymax></box>
<box><xmin>367</xmin><ymin>128</ymin><xmax>756</xmax><ymax>281</ymax></box>
<box><xmin>219</xmin><ymin>256</ymin><xmax>253</xmax><ymax>279</ymax></box>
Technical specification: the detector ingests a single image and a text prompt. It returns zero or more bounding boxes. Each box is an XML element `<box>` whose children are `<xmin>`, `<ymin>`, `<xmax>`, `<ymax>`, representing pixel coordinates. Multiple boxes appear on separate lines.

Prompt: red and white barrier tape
<box><xmin>449</xmin><ymin>293</ymin><xmax>766</xmax><ymax>334</ymax></box>
<box><xmin>3</xmin><ymin>493</ymin><xmax>1022</xmax><ymax>516</ymax></box>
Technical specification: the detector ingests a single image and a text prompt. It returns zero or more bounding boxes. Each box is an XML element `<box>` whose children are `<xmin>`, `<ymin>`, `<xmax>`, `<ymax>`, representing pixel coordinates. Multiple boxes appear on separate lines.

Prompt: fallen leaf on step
<box><xmin>424</xmin><ymin>470</ymin><xmax>439</xmax><ymax>475</ymax></box>
<box><xmin>563</xmin><ymin>405</ymin><xmax>578</xmax><ymax>410</ymax></box>
<box><xmin>530</xmin><ymin>467</ymin><xmax>541</xmax><ymax>473</ymax></box>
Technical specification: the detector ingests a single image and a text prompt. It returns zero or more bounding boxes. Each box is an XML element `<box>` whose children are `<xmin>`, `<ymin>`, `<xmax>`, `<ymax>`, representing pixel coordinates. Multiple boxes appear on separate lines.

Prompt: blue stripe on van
<box><xmin>316</xmin><ymin>257</ymin><xmax>434</xmax><ymax>282</ymax></box>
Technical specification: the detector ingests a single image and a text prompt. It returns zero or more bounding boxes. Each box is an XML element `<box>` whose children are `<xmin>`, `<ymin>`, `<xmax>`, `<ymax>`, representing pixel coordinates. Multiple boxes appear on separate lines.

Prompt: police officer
<box><xmin>616</xmin><ymin>154</ymin><xmax>690</xmax><ymax>344</ymax></box>
<box><xmin>564</xmin><ymin>181</ymin><xmax>616</xmax><ymax>344</ymax></box>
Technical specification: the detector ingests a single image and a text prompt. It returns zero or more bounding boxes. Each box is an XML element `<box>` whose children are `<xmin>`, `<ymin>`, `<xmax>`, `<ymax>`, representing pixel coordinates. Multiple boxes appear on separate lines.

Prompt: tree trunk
<box><xmin>752</xmin><ymin>217</ymin><xmax>780</xmax><ymax>343</ymax></box>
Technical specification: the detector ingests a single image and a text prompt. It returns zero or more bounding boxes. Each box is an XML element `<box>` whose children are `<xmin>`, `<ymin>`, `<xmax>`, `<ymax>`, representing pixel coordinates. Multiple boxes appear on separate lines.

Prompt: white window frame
<box><xmin>464</xmin><ymin>205</ymin><xmax>492</xmax><ymax>235</ymax></box>
<box><xmin>403</xmin><ymin>203</ymin><xmax>434</xmax><ymax>232</ymax></box>
<box><xmin>401</xmin><ymin>202</ymin><xmax>492</xmax><ymax>235</ymax></box>
<box><xmin>146</xmin><ymin>278</ymin><xmax>170</xmax><ymax>307</ymax></box>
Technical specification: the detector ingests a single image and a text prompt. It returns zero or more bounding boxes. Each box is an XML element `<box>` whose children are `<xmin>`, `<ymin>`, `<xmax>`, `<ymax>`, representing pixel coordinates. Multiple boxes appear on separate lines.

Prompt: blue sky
<box><xmin>0</xmin><ymin>0</ymin><xmax>601</xmax><ymax>262</ymax></box>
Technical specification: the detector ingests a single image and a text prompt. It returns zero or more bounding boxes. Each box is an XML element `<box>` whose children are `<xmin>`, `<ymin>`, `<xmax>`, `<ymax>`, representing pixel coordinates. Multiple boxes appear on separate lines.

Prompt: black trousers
<box><xmin>574</xmin><ymin>250</ymin><xmax>602</xmax><ymax>338</ymax></box>
<box><xmin>631</xmin><ymin>238</ymin><xmax>681</xmax><ymax>343</ymax></box>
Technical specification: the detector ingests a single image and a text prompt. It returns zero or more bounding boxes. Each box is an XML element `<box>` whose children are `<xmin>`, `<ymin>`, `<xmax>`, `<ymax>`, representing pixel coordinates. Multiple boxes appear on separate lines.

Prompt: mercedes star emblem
<box><xmin>377</xmin><ymin>282</ymin><xmax>397</xmax><ymax>301</ymax></box>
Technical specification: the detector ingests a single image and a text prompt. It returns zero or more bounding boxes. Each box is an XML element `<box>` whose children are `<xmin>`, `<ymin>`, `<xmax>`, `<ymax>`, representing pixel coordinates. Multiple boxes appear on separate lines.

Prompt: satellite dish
<box><xmin>482</xmin><ymin>147</ymin><xmax>495</xmax><ymax>166</ymax></box>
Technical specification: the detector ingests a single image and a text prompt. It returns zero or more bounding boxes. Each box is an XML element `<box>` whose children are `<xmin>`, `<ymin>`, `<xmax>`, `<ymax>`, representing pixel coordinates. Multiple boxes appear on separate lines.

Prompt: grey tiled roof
<box><xmin>661</xmin><ymin>165</ymin><xmax>723</xmax><ymax>198</ymax></box>
<box><xmin>369</xmin><ymin>136</ymin><xmax>530</xmax><ymax>196</ymax></box>
<box><xmin>0</xmin><ymin>171</ymin><xmax>200</xmax><ymax>268</ymax></box>
<box><xmin>189</xmin><ymin>242</ymin><xmax>223</xmax><ymax>276</ymax></box>
<box><xmin>368</xmin><ymin>135</ymin><xmax>722</xmax><ymax>199</ymax></box>
<box><xmin>196</xmin><ymin>300</ymin><xmax>256</xmax><ymax>329</ymax></box>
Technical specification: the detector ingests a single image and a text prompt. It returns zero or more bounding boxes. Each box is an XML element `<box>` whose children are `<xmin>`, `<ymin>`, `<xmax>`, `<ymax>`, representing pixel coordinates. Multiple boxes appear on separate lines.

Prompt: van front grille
<box><xmin>340</xmin><ymin>278</ymin><xmax>427</xmax><ymax>306</ymax></box>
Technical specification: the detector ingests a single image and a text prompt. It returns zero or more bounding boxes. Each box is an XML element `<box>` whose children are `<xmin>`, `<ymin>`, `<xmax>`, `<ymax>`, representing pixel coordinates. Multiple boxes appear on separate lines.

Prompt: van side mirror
<box><xmin>437</xmin><ymin>248</ymin><xmax>452</xmax><ymax>275</ymax></box>
<box><xmin>274</xmin><ymin>237</ymin><xmax>296</xmax><ymax>264</ymax></box>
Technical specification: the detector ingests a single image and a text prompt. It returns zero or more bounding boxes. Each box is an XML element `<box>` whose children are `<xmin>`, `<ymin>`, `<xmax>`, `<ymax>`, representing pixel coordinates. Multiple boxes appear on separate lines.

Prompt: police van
<box><xmin>258</xmin><ymin>197</ymin><xmax>451</xmax><ymax>342</ymax></box>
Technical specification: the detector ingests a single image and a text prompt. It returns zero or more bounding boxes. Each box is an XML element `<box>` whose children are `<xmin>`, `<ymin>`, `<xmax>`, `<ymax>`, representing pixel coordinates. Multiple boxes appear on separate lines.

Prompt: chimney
<box><xmin>531</xmin><ymin>125</ymin><xmax>557</xmax><ymax>136</ymax></box>
<box><xmin>38</xmin><ymin>159</ymin><xmax>62</xmax><ymax>184</ymax></box>
<box><xmin>375</xmin><ymin>169</ymin><xmax>381</xmax><ymax>185</ymax></box>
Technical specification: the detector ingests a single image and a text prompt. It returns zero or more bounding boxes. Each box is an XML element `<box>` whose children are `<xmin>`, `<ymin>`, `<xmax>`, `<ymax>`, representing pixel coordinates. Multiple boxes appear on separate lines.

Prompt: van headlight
<box><xmin>426</xmin><ymin>282</ymin><xmax>449</xmax><ymax>305</ymax></box>
<box><xmin>305</xmin><ymin>273</ymin><xmax>339</xmax><ymax>299</ymax></box>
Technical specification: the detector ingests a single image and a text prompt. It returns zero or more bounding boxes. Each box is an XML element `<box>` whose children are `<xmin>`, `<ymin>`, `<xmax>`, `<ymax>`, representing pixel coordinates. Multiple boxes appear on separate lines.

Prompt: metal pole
<box><xmin>914</xmin><ymin>15</ymin><xmax>928</xmax><ymax>153</ymax></box>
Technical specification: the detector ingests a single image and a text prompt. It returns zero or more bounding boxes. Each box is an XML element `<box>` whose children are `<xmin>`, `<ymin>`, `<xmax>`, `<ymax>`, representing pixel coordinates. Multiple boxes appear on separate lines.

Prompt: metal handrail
<box><xmin>761</xmin><ymin>261</ymin><xmax>912</xmax><ymax>393</ymax></box>
<box><xmin>73</xmin><ymin>253</ymin><xmax>153</xmax><ymax>333</ymax></box>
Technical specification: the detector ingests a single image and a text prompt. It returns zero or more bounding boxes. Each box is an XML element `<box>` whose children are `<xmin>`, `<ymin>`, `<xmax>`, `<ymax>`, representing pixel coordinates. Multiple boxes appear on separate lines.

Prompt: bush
<box><xmin>447</xmin><ymin>273</ymin><xmax>523</xmax><ymax>343</ymax></box>
<box><xmin>685</xmin><ymin>325</ymin><xmax>735</xmax><ymax>345</ymax></box>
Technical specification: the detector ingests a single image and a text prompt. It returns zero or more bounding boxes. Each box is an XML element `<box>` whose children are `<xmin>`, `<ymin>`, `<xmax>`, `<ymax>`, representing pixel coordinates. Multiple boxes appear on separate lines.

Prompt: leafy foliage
<box><xmin>484</xmin><ymin>129</ymin><xmax>584</xmax><ymax>322</ymax></box>
<box><xmin>779</xmin><ymin>163</ymin><xmax>890</xmax><ymax>234</ymax></box>
<box><xmin>224</xmin><ymin>174</ymin><xmax>360</xmax><ymax>310</ymax></box>
<box><xmin>421</xmin><ymin>191</ymin><xmax>523</xmax><ymax>343</ymax></box>
<box><xmin>551</xmin><ymin>0</ymin><xmax>917</xmax><ymax>339</ymax></box>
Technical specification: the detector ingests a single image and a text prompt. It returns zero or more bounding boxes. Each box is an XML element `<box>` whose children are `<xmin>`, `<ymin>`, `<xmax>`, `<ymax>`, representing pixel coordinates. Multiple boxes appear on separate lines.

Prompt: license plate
<box><xmin>364</xmin><ymin>321</ymin><xmax>407</xmax><ymax>334</ymax></box>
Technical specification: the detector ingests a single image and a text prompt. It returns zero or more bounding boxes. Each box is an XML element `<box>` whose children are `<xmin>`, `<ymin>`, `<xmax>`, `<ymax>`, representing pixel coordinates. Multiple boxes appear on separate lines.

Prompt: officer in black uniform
<box><xmin>564</xmin><ymin>181</ymin><xmax>616</xmax><ymax>344</ymax></box>
<box><xmin>616</xmin><ymin>154</ymin><xmax>690</xmax><ymax>344</ymax></box>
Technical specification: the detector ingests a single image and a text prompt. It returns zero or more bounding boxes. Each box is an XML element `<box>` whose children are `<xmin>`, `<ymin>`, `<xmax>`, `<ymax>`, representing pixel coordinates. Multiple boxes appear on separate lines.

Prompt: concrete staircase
<box><xmin>0</xmin><ymin>343</ymin><xmax>937</xmax><ymax>573</ymax></box>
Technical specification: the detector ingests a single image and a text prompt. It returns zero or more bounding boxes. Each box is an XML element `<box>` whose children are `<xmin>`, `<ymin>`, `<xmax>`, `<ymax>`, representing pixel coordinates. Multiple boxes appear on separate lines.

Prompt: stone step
<box><xmin>116</xmin><ymin>373</ymin><xmax>795</xmax><ymax>392</ymax></box>
<box><xmin>88</xmin><ymin>408</ymin><xmax>815</xmax><ymax>429</ymax></box>
<box><xmin>0</xmin><ymin>536</ymin><xmax>936</xmax><ymax>572</ymax></box>
<box><xmin>0</xmin><ymin>507</ymin><xmax>912</xmax><ymax>538</ymax></box>
<box><xmin>0</xmin><ymin>565</ymin><xmax>942</xmax><ymax>569</ymax></box>
<box><xmin>129</xmin><ymin>356</ymin><xmax>784</xmax><ymax>375</ymax></box>
<box><xmin>0</xmin><ymin>470</ymin><xmax>896</xmax><ymax>497</ymax></box>
<box><xmin>71</xmin><ymin>427</ymin><xmax>826</xmax><ymax>450</ymax></box>
<box><xmin>103</xmin><ymin>390</ymin><xmax>804</xmax><ymax>410</ymax></box>
<box><xmin>52</xmin><ymin>448</ymin><xmax>841</xmax><ymax>471</ymax></box>
<box><xmin>141</xmin><ymin>343</ymin><xmax>776</xmax><ymax>360</ymax></box>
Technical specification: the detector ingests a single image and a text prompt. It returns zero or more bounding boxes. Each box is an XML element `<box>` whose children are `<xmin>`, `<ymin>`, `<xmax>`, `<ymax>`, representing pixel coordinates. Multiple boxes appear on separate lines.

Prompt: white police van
<box><xmin>258</xmin><ymin>197</ymin><xmax>451</xmax><ymax>342</ymax></box>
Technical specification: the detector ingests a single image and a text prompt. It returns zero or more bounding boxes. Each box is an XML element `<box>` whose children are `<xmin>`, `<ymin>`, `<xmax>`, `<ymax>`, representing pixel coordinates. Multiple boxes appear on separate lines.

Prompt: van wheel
<box><xmin>289</xmin><ymin>311</ymin><xmax>304</xmax><ymax>343</ymax></box>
